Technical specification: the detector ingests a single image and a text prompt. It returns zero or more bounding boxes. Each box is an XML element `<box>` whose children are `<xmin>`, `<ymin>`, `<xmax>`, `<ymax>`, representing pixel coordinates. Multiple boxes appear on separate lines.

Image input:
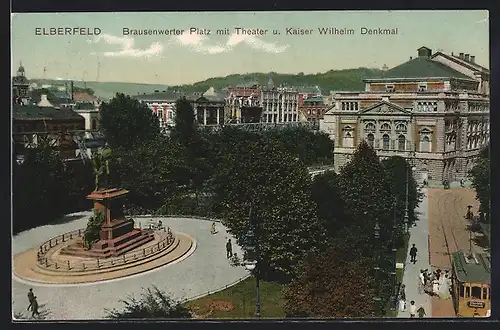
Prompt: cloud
<box><xmin>88</xmin><ymin>34</ymin><xmax>164</xmax><ymax>58</ymax></box>
<box><xmin>173</xmin><ymin>31</ymin><xmax>289</xmax><ymax>54</ymax></box>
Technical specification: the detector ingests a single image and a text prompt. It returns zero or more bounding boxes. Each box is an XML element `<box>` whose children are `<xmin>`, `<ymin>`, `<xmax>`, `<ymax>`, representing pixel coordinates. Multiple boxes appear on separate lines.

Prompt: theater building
<box><xmin>320</xmin><ymin>46</ymin><xmax>489</xmax><ymax>184</ymax></box>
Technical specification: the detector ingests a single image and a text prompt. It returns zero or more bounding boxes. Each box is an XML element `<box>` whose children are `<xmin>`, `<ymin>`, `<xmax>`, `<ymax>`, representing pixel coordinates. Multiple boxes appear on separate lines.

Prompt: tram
<box><xmin>451</xmin><ymin>251</ymin><xmax>491</xmax><ymax>317</ymax></box>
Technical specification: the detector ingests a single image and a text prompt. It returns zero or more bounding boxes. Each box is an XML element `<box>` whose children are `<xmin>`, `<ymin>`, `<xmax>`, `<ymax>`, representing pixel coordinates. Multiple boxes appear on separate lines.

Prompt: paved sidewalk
<box><xmin>397</xmin><ymin>188</ymin><xmax>432</xmax><ymax>318</ymax></box>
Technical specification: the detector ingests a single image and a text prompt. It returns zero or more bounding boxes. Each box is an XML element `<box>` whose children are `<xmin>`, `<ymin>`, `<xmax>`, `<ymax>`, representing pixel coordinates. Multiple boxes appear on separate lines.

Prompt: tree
<box><xmin>212</xmin><ymin>130</ymin><xmax>328</xmax><ymax>282</ymax></box>
<box><xmin>106</xmin><ymin>286</ymin><xmax>191</xmax><ymax>319</ymax></box>
<box><xmin>310</xmin><ymin>171</ymin><xmax>350</xmax><ymax>241</ymax></box>
<box><xmin>13</xmin><ymin>144</ymin><xmax>71</xmax><ymax>234</ymax></box>
<box><xmin>99</xmin><ymin>93</ymin><xmax>160</xmax><ymax>150</ymax></box>
<box><xmin>283</xmin><ymin>249</ymin><xmax>374</xmax><ymax>318</ymax></box>
<box><xmin>381</xmin><ymin>156</ymin><xmax>421</xmax><ymax>232</ymax></box>
<box><xmin>336</xmin><ymin>141</ymin><xmax>394</xmax><ymax>255</ymax></box>
<box><xmin>171</xmin><ymin>97</ymin><xmax>197</xmax><ymax>148</ymax></box>
<box><xmin>109</xmin><ymin>136</ymin><xmax>189</xmax><ymax>214</ymax></box>
<box><xmin>469</xmin><ymin>147</ymin><xmax>490</xmax><ymax>221</ymax></box>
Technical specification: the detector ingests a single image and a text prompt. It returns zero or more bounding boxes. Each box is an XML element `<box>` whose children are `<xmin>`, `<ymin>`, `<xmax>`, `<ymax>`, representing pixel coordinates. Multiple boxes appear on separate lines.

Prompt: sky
<box><xmin>11</xmin><ymin>10</ymin><xmax>489</xmax><ymax>85</ymax></box>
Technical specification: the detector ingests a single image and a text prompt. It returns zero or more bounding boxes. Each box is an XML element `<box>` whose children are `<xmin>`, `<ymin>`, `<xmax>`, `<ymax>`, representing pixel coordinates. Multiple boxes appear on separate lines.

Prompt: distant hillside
<box><xmin>30</xmin><ymin>68</ymin><xmax>384</xmax><ymax>100</ymax></box>
<box><xmin>29</xmin><ymin>79</ymin><xmax>170</xmax><ymax>100</ymax></box>
<box><xmin>170</xmin><ymin>68</ymin><xmax>385</xmax><ymax>93</ymax></box>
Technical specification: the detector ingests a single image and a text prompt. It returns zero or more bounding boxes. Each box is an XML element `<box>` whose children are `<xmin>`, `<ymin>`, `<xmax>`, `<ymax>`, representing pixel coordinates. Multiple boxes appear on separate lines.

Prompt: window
<box><xmin>465</xmin><ymin>286</ymin><xmax>470</xmax><ymax>298</ymax></box>
<box><xmin>418</xmin><ymin>84</ymin><xmax>427</xmax><ymax>92</ymax></box>
<box><xmin>482</xmin><ymin>287</ymin><xmax>488</xmax><ymax>300</ymax></box>
<box><xmin>396</xmin><ymin>123</ymin><xmax>407</xmax><ymax>132</ymax></box>
<box><xmin>382</xmin><ymin>134</ymin><xmax>390</xmax><ymax>150</ymax></box>
<box><xmin>398</xmin><ymin>135</ymin><xmax>406</xmax><ymax>151</ymax></box>
<box><xmin>471</xmin><ymin>286</ymin><xmax>481</xmax><ymax>299</ymax></box>
<box><xmin>365</xmin><ymin>123</ymin><xmax>376</xmax><ymax>131</ymax></box>
<box><xmin>460</xmin><ymin>284</ymin><xmax>465</xmax><ymax>298</ymax></box>
<box><xmin>421</xmin><ymin>136</ymin><xmax>431</xmax><ymax>152</ymax></box>
<box><xmin>386</xmin><ymin>85</ymin><xmax>394</xmax><ymax>92</ymax></box>
<box><xmin>380</xmin><ymin>123</ymin><xmax>391</xmax><ymax>131</ymax></box>
<box><xmin>367</xmin><ymin>133</ymin><xmax>375</xmax><ymax>147</ymax></box>
<box><xmin>91</xmin><ymin>119</ymin><xmax>97</xmax><ymax>130</ymax></box>
<box><xmin>343</xmin><ymin>126</ymin><xmax>354</xmax><ymax>148</ymax></box>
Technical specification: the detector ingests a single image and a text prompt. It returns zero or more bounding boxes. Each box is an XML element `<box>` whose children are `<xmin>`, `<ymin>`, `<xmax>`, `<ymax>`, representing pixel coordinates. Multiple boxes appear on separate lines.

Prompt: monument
<box><xmin>60</xmin><ymin>147</ymin><xmax>154</xmax><ymax>258</ymax></box>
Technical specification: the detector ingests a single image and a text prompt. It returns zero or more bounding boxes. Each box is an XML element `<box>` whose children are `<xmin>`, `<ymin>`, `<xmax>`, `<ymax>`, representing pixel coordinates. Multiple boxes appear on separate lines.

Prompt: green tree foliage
<box><xmin>283</xmin><ymin>249</ymin><xmax>374</xmax><ymax>318</ymax></box>
<box><xmin>169</xmin><ymin>68</ymin><xmax>384</xmax><ymax>94</ymax></box>
<box><xmin>13</xmin><ymin>144</ymin><xmax>71</xmax><ymax>234</ymax></box>
<box><xmin>99</xmin><ymin>93</ymin><xmax>160</xmax><ymax>150</ymax></box>
<box><xmin>264</xmin><ymin>127</ymin><xmax>333</xmax><ymax>165</ymax></box>
<box><xmin>106</xmin><ymin>286</ymin><xmax>191</xmax><ymax>319</ymax></box>
<box><xmin>381</xmin><ymin>156</ymin><xmax>421</xmax><ymax>231</ymax></box>
<box><xmin>337</xmin><ymin>141</ymin><xmax>394</xmax><ymax>255</ymax></box>
<box><xmin>212</xmin><ymin>130</ymin><xmax>328</xmax><ymax>282</ymax></box>
<box><xmin>469</xmin><ymin>147</ymin><xmax>490</xmax><ymax>220</ymax></box>
<box><xmin>83</xmin><ymin>211</ymin><xmax>105</xmax><ymax>249</ymax></box>
<box><xmin>110</xmin><ymin>136</ymin><xmax>189</xmax><ymax>214</ymax></box>
<box><xmin>310</xmin><ymin>172</ymin><xmax>349</xmax><ymax>240</ymax></box>
<box><xmin>171</xmin><ymin>97</ymin><xmax>197</xmax><ymax>148</ymax></box>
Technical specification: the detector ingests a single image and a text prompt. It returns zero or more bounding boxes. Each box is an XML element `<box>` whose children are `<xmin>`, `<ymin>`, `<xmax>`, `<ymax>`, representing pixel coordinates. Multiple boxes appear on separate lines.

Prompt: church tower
<box><xmin>12</xmin><ymin>62</ymin><xmax>30</xmax><ymax>105</ymax></box>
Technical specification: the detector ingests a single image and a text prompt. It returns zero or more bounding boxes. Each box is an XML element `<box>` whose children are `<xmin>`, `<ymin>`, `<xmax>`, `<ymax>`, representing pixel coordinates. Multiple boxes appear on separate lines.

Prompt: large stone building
<box><xmin>261</xmin><ymin>79</ymin><xmax>300</xmax><ymax>123</ymax></box>
<box><xmin>134</xmin><ymin>87</ymin><xmax>225</xmax><ymax>129</ymax></box>
<box><xmin>225</xmin><ymin>81</ymin><xmax>262</xmax><ymax>123</ymax></box>
<box><xmin>320</xmin><ymin>46</ymin><xmax>489</xmax><ymax>184</ymax></box>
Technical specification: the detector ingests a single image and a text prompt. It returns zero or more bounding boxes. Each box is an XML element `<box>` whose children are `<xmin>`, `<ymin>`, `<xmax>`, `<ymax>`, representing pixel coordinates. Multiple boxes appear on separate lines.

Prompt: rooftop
<box><xmin>13</xmin><ymin>104</ymin><xmax>85</xmax><ymax>121</ymax></box>
<box><xmin>452</xmin><ymin>251</ymin><xmax>491</xmax><ymax>284</ymax></box>
<box><xmin>381</xmin><ymin>57</ymin><xmax>472</xmax><ymax>80</ymax></box>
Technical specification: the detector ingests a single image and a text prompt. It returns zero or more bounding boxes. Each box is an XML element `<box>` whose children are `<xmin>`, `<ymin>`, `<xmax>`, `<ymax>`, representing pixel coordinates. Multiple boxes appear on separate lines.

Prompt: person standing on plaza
<box><xmin>27</xmin><ymin>288</ymin><xmax>35</xmax><ymax>311</ymax></box>
<box><xmin>409</xmin><ymin>300</ymin><xmax>417</xmax><ymax>318</ymax></box>
<box><xmin>226</xmin><ymin>239</ymin><xmax>233</xmax><ymax>259</ymax></box>
<box><xmin>31</xmin><ymin>296</ymin><xmax>40</xmax><ymax>318</ymax></box>
<box><xmin>417</xmin><ymin>305</ymin><xmax>426</xmax><ymax>318</ymax></box>
<box><xmin>409</xmin><ymin>244</ymin><xmax>418</xmax><ymax>264</ymax></box>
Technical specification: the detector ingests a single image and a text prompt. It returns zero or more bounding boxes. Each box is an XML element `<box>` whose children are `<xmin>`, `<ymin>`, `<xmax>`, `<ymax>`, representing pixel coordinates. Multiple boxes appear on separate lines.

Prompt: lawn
<box><xmin>184</xmin><ymin>276</ymin><xmax>285</xmax><ymax>319</ymax></box>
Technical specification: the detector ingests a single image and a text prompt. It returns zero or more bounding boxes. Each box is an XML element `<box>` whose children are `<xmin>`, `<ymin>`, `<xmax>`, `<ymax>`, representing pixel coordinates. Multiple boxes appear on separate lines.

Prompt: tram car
<box><xmin>451</xmin><ymin>251</ymin><xmax>491</xmax><ymax>317</ymax></box>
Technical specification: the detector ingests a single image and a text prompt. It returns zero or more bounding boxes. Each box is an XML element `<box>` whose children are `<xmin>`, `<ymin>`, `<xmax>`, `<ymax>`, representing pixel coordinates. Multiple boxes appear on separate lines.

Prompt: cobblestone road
<box><xmin>12</xmin><ymin>213</ymin><xmax>248</xmax><ymax>320</ymax></box>
<box><xmin>427</xmin><ymin>188</ymin><xmax>485</xmax><ymax>318</ymax></box>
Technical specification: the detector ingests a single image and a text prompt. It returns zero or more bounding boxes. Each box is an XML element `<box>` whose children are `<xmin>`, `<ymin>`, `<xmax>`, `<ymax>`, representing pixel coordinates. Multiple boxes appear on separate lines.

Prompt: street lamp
<box><xmin>404</xmin><ymin>164</ymin><xmax>417</xmax><ymax>234</ymax></box>
<box><xmin>373</xmin><ymin>221</ymin><xmax>382</xmax><ymax>315</ymax></box>
<box><xmin>391</xmin><ymin>198</ymin><xmax>398</xmax><ymax>311</ymax></box>
<box><xmin>244</xmin><ymin>207</ymin><xmax>261</xmax><ymax>319</ymax></box>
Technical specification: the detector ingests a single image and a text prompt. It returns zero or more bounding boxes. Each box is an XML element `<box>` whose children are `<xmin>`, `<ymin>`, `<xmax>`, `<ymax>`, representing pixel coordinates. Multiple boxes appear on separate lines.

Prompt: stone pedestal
<box><xmin>60</xmin><ymin>188</ymin><xmax>154</xmax><ymax>258</ymax></box>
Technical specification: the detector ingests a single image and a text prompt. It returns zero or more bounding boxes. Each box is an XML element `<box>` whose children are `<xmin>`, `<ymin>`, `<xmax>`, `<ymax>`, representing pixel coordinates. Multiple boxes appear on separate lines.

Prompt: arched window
<box><xmin>382</xmin><ymin>134</ymin><xmax>390</xmax><ymax>150</ymax></box>
<box><xmin>421</xmin><ymin>136</ymin><xmax>431</xmax><ymax>152</ymax></box>
<box><xmin>342</xmin><ymin>126</ymin><xmax>354</xmax><ymax>148</ymax></box>
<box><xmin>398</xmin><ymin>135</ymin><xmax>406</xmax><ymax>151</ymax></box>
<box><xmin>91</xmin><ymin>119</ymin><xmax>97</xmax><ymax>130</ymax></box>
<box><xmin>380</xmin><ymin>123</ymin><xmax>391</xmax><ymax>131</ymax></box>
<box><xmin>367</xmin><ymin>133</ymin><xmax>375</xmax><ymax>148</ymax></box>
<box><xmin>365</xmin><ymin>123</ymin><xmax>376</xmax><ymax>131</ymax></box>
<box><xmin>396</xmin><ymin>123</ymin><xmax>407</xmax><ymax>132</ymax></box>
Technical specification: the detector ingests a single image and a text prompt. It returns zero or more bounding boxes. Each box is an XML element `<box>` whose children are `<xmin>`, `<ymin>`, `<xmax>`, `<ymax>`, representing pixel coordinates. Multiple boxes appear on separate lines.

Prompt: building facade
<box><xmin>261</xmin><ymin>79</ymin><xmax>300</xmax><ymax>123</ymax></box>
<box><xmin>225</xmin><ymin>81</ymin><xmax>262</xmax><ymax>123</ymax></box>
<box><xmin>12</xmin><ymin>63</ymin><xmax>30</xmax><ymax>105</ymax></box>
<box><xmin>320</xmin><ymin>46</ymin><xmax>489</xmax><ymax>184</ymax></box>
<box><xmin>298</xmin><ymin>96</ymin><xmax>329</xmax><ymax>123</ymax></box>
<box><xmin>135</xmin><ymin>87</ymin><xmax>225</xmax><ymax>128</ymax></box>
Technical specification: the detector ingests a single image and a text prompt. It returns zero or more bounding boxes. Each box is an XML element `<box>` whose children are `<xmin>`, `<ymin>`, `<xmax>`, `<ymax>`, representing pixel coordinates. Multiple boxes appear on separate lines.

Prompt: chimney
<box><xmin>417</xmin><ymin>47</ymin><xmax>432</xmax><ymax>58</ymax></box>
<box><xmin>470</xmin><ymin>55</ymin><xmax>475</xmax><ymax>63</ymax></box>
<box><xmin>451</xmin><ymin>52</ymin><xmax>454</xmax><ymax>56</ymax></box>
<box><xmin>464</xmin><ymin>54</ymin><xmax>470</xmax><ymax>62</ymax></box>
<box><xmin>459</xmin><ymin>52</ymin><xmax>464</xmax><ymax>59</ymax></box>
<box><xmin>410</xmin><ymin>56</ymin><xmax>413</xmax><ymax>60</ymax></box>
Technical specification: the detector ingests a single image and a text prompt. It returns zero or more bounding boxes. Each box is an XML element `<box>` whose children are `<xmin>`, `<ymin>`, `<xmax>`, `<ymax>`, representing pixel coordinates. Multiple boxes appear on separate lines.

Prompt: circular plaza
<box><xmin>12</xmin><ymin>212</ymin><xmax>248</xmax><ymax>320</ymax></box>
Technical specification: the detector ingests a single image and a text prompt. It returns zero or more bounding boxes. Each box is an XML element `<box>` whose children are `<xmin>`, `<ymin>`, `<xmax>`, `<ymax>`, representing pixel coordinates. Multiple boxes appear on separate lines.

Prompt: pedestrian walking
<box><xmin>31</xmin><ymin>296</ymin><xmax>40</xmax><ymax>318</ymax></box>
<box><xmin>417</xmin><ymin>305</ymin><xmax>426</xmax><ymax>318</ymax></box>
<box><xmin>409</xmin><ymin>244</ymin><xmax>418</xmax><ymax>264</ymax></box>
<box><xmin>409</xmin><ymin>300</ymin><xmax>417</xmax><ymax>318</ymax></box>
<box><xmin>400</xmin><ymin>284</ymin><xmax>406</xmax><ymax>301</ymax></box>
<box><xmin>210</xmin><ymin>222</ymin><xmax>216</xmax><ymax>235</ymax></box>
<box><xmin>398</xmin><ymin>295</ymin><xmax>406</xmax><ymax>312</ymax></box>
<box><xmin>226</xmin><ymin>239</ymin><xmax>233</xmax><ymax>258</ymax></box>
<box><xmin>27</xmin><ymin>288</ymin><xmax>35</xmax><ymax>311</ymax></box>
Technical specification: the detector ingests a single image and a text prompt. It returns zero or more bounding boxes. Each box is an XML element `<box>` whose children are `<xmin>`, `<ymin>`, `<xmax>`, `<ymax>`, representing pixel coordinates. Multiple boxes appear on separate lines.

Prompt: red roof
<box><xmin>72</xmin><ymin>92</ymin><xmax>98</xmax><ymax>103</ymax></box>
